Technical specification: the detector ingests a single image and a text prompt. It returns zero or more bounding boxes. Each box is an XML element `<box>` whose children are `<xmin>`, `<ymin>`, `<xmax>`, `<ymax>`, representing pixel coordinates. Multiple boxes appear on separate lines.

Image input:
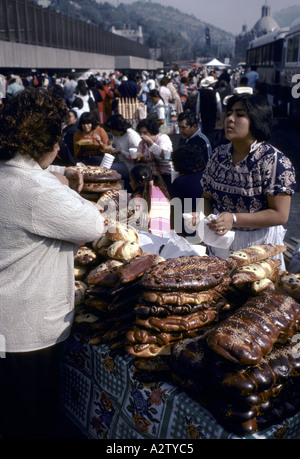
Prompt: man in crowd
<box><xmin>177</xmin><ymin>111</ymin><xmax>211</xmax><ymax>163</ymax></box>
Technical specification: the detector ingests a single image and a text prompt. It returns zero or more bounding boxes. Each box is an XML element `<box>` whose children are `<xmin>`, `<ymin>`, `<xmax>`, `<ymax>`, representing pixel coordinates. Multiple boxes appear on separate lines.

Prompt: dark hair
<box><xmin>72</xmin><ymin>97</ymin><xmax>83</xmax><ymax>109</ymax></box>
<box><xmin>78</xmin><ymin>111</ymin><xmax>99</xmax><ymax>131</ymax></box>
<box><xmin>76</xmin><ymin>79</ymin><xmax>88</xmax><ymax>96</ymax></box>
<box><xmin>69</xmin><ymin>109</ymin><xmax>78</xmax><ymax>119</ymax></box>
<box><xmin>106</xmin><ymin>114</ymin><xmax>131</xmax><ymax>133</ymax></box>
<box><xmin>226</xmin><ymin>93</ymin><xmax>273</xmax><ymax>141</ymax></box>
<box><xmin>177</xmin><ymin>110</ymin><xmax>198</xmax><ymax>127</ymax></box>
<box><xmin>137</xmin><ymin>118</ymin><xmax>160</xmax><ymax>135</ymax></box>
<box><xmin>172</xmin><ymin>144</ymin><xmax>206</xmax><ymax>174</ymax></box>
<box><xmin>160</xmin><ymin>76</ymin><xmax>170</xmax><ymax>87</ymax></box>
<box><xmin>148</xmin><ymin>89</ymin><xmax>161</xmax><ymax>99</ymax></box>
<box><xmin>0</xmin><ymin>87</ymin><xmax>68</xmax><ymax>161</ymax></box>
<box><xmin>130</xmin><ymin>164</ymin><xmax>170</xmax><ymax>210</ymax></box>
<box><xmin>240</xmin><ymin>76</ymin><xmax>249</xmax><ymax>85</ymax></box>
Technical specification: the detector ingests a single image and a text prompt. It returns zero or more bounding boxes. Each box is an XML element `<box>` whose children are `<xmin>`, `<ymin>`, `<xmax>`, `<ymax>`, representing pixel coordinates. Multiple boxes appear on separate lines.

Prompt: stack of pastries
<box><xmin>125</xmin><ymin>255</ymin><xmax>232</xmax><ymax>380</ymax></box>
<box><xmin>69</xmin><ymin>165</ymin><xmax>123</xmax><ymax>202</ymax></box>
<box><xmin>170</xmin><ymin>244</ymin><xmax>300</xmax><ymax>435</ymax></box>
<box><xmin>73</xmin><ymin>220</ymin><xmax>162</xmax><ymax>353</ymax></box>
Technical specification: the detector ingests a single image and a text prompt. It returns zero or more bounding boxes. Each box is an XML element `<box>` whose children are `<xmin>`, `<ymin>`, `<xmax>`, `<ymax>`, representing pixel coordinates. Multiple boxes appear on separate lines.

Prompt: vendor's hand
<box><xmin>207</xmin><ymin>212</ymin><xmax>234</xmax><ymax>235</ymax></box>
<box><xmin>51</xmin><ymin>172</ymin><xmax>69</xmax><ymax>187</ymax></box>
<box><xmin>183</xmin><ymin>212</ymin><xmax>200</xmax><ymax>231</ymax></box>
<box><xmin>64</xmin><ymin>168</ymin><xmax>84</xmax><ymax>193</ymax></box>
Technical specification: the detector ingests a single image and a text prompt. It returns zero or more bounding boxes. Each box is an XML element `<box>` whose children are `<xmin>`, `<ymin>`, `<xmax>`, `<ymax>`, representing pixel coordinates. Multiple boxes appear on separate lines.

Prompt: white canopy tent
<box><xmin>204</xmin><ymin>58</ymin><xmax>231</xmax><ymax>67</ymax></box>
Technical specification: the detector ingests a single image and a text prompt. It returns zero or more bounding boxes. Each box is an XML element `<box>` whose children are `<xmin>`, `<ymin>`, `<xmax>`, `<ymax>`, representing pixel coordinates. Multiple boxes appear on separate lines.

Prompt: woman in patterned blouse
<box><xmin>200</xmin><ymin>93</ymin><xmax>297</xmax><ymax>268</ymax></box>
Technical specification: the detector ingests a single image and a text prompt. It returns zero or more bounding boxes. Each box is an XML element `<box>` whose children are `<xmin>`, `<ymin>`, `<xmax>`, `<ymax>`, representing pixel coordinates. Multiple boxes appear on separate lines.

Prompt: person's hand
<box><xmin>64</xmin><ymin>168</ymin><xmax>84</xmax><ymax>193</ymax></box>
<box><xmin>51</xmin><ymin>172</ymin><xmax>69</xmax><ymax>187</ymax></box>
<box><xmin>141</xmin><ymin>134</ymin><xmax>154</xmax><ymax>146</ymax></box>
<box><xmin>207</xmin><ymin>212</ymin><xmax>234</xmax><ymax>235</ymax></box>
<box><xmin>93</xmin><ymin>133</ymin><xmax>102</xmax><ymax>145</ymax></box>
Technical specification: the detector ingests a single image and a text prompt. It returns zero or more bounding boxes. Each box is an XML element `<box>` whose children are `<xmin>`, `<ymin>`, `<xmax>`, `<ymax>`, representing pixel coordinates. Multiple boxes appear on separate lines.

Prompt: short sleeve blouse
<box><xmin>201</xmin><ymin>141</ymin><xmax>296</xmax><ymax>214</ymax></box>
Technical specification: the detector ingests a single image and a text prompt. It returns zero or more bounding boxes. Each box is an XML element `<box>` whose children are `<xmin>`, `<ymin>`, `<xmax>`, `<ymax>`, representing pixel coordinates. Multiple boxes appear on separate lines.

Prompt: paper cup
<box><xmin>100</xmin><ymin>153</ymin><xmax>115</xmax><ymax>169</ymax></box>
<box><xmin>129</xmin><ymin>148</ymin><xmax>138</xmax><ymax>159</ymax></box>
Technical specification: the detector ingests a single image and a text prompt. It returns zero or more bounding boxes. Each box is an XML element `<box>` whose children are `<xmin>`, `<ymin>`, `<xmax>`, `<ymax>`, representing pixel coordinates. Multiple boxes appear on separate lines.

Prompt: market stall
<box><xmin>59</xmin><ymin>165</ymin><xmax>300</xmax><ymax>440</ymax></box>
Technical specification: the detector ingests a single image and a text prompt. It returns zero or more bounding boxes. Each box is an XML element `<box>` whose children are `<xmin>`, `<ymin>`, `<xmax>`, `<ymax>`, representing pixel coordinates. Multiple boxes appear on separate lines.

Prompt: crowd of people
<box><xmin>0</xmin><ymin>64</ymin><xmax>297</xmax><ymax>438</ymax></box>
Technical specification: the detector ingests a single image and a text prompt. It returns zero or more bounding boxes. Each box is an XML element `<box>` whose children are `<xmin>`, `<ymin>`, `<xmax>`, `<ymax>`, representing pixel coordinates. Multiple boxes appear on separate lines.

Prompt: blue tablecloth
<box><xmin>59</xmin><ymin>332</ymin><xmax>300</xmax><ymax>440</ymax></box>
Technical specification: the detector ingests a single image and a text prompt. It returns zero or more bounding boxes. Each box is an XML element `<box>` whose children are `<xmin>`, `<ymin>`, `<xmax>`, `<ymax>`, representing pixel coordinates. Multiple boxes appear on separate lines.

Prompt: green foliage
<box><xmin>34</xmin><ymin>0</ymin><xmax>236</xmax><ymax>62</ymax></box>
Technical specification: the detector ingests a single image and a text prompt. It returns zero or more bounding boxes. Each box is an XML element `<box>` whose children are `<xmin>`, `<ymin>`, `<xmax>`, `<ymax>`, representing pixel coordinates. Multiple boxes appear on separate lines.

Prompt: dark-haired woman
<box><xmin>73</xmin><ymin>111</ymin><xmax>109</xmax><ymax>165</ymax></box>
<box><xmin>136</xmin><ymin>118</ymin><xmax>173</xmax><ymax>193</ymax></box>
<box><xmin>201</xmin><ymin>93</ymin><xmax>297</xmax><ymax>268</ymax></box>
<box><xmin>0</xmin><ymin>88</ymin><xmax>104</xmax><ymax>438</ymax></box>
<box><xmin>106</xmin><ymin>114</ymin><xmax>141</xmax><ymax>170</ymax></box>
<box><xmin>129</xmin><ymin>164</ymin><xmax>171</xmax><ymax>237</ymax></box>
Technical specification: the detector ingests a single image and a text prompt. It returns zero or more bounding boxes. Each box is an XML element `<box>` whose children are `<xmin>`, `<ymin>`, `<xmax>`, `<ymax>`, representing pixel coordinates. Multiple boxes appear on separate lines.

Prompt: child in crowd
<box><xmin>128</xmin><ymin>164</ymin><xmax>171</xmax><ymax>237</ymax></box>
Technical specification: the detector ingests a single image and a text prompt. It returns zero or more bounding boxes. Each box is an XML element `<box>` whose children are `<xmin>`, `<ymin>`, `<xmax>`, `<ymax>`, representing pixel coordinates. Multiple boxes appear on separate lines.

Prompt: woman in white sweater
<box><xmin>0</xmin><ymin>88</ymin><xmax>104</xmax><ymax>438</ymax></box>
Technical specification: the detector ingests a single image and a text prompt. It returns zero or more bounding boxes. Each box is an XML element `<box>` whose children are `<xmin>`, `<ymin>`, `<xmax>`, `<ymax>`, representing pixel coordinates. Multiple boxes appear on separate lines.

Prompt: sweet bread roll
<box><xmin>232</xmin><ymin>259</ymin><xmax>281</xmax><ymax>284</ymax></box>
<box><xmin>136</xmin><ymin>308</ymin><xmax>219</xmax><ymax>333</ymax></box>
<box><xmin>250</xmin><ymin>278</ymin><xmax>275</xmax><ymax>294</ymax></box>
<box><xmin>126</xmin><ymin>326</ymin><xmax>191</xmax><ymax>346</ymax></box>
<box><xmin>85</xmin><ymin>267</ymin><xmax>120</xmax><ymax>287</ymax></box>
<box><xmin>88</xmin><ymin>259</ymin><xmax>124</xmax><ymax>277</ymax></box>
<box><xmin>116</xmin><ymin>253</ymin><xmax>161</xmax><ymax>284</ymax></box>
<box><xmin>74</xmin><ymin>263</ymin><xmax>87</xmax><ymax>280</ymax></box>
<box><xmin>107</xmin><ymin>240</ymin><xmax>143</xmax><ymax>261</ymax></box>
<box><xmin>206</xmin><ymin>290</ymin><xmax>300</xmax><ymax>365</ymax></box>
<box><xmin>92</xmin><ymin>234</ymin><xmax>112</xmax><ymax>251</ymax></box>
<box><xmin>107</xmin><ymin>221</ymin><xmax>139</xmax><ymax>244</ymax></box>
<box><xmin>141</xmin><ymin>256</ymin><xmax>231</xmax><ymax>292</ymax></box>
<box><xmin>74</xmin><ymin>246</ymin><xmax>99</xmax><ymax>266</ymax></box>
<box><xmin>75</xmin><ymin>280</ymin><xmax>87</xmax><ymax>306</ymax></box>
<box><xmin>226</xmin><ymin>244</ymin><xmax>286</xmax><ymax>267</ymax></box>
<box><xmin>276</xmin><ymin>273</ymin><xmax>300</xmax><ymax>302</ymax></box>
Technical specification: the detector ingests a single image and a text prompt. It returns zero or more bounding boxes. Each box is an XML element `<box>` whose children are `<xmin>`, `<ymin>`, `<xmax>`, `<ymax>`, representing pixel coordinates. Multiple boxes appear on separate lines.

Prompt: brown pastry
<box><xmin>82</xmin><ymin>182</ymin><xmax>122</xmax><ymax>193</ymax></box>
<box><xmin>74</xmin><ymin>280</ymin><xmax>88</xmax><ymax>306</ymax></box>
<box><xmin>250</xmin><ymin>278</ymin><xmax>275</xmax><ymax>294</ymax></box>
<box><xmin>135</xmin><ymin>307</ymin><xmax>219</xmax><ymax>333</ymax></box>
<box><xmin>116</xmin><ymin>253</ymin><xmax>160</xmax><ymax>284</ymax></box>
<box><xmin>226</xmin><ymin>244</ymin><xmax>287</xmax><ymax>267</ymax></box>
<box><xmin>85</xmin><ymin>267</ymin><xmax>120</xmax><ymax>287</ymax></box>
<box><xmin>276</xmin><ymin>273</ymin><xmax>300</xmax><ymax>302</ymax></box>
<box><xmin>140</xmin><ymin>282</ymin><xmax>230</xmax><ymax>306</ymax></box>
<box><xmin>107</xmin><ymin>240</ymin><xmax>143</xmax><ymax>261</ymax></box>
<box><xmin>141</xmin><ymin>256</ymin><xmax>231</xmax><ymax>292</ymax></box>
<box><xmin>231</xmin><ymin>258</ymin><xmax>281</xmax><ymax>284</ymax></box>
<box><xmin>126</xmin><ymin>326</ymin><xmax>192</xmax><ymax>346</ymax></box>
<box><xmin>74</xmin><ymin>246</ymin><xmax>99</xmax><ymax>267</ymax></box>
<box><xmin>206</xmin><ymin>290</ymin><xmax>300</xmax><ymax>365</ymax></box>
<box><xmin>126</xmin><ymin>342</ymin><xmax>173</xmax><ymax>358</ymax></box>
<box><xmin>106</xmin><ymin>221</ymin><xmax>140</xmax><ymax>244</ymax></box>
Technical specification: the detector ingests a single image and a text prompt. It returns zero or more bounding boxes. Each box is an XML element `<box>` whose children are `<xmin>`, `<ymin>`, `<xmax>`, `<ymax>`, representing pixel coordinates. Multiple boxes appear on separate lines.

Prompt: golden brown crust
<box><xmin>231</xmin><ymin>259</ymin><xmax>281</xmax><ymax>284</ymax></box>
<box><xmin>226</xmin><ymin>244</ymin><xmax>286</xmax><ymax>267</ymax></box>
<box><xmin>206</xmin><ymin>290</ymin><xmax>300</xmax><ymax>366</ymax></box>
<box><xmin>141</xmin><ymin>256</ymin><xmax>231</xmax><ymax>292</ymax></box>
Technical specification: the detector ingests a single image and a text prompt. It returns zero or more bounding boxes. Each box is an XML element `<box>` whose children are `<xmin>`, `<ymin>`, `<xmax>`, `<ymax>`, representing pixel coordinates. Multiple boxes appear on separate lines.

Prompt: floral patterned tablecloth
<box><xmin>59</xmin><ymin>332</ymin><xmax>300</xmax><ymax>440</ymax></box>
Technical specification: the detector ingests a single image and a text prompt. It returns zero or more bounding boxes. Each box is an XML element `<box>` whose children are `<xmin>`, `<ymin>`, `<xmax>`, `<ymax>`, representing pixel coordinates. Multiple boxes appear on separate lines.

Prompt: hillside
<box><xmin>32</xmin><ymin>0</ymin><xmax>235</xmax><ymax>63</ymax></box>
<box><xmin>273</xmin><ymin>5</ymin><xmax>300</xmax><ymax>28</ymax></box>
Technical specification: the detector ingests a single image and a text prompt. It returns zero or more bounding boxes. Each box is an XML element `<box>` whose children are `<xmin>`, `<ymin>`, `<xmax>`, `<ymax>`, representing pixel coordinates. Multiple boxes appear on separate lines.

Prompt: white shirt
<box><xmin>0</xmin><ymin>154</ymin><xmax>104</xmax><ymax>352</ymax></box>
<box><xmin>112</xmin><ymin>128</ymin><xmax>142</xmax><ymax>171</ymax></box>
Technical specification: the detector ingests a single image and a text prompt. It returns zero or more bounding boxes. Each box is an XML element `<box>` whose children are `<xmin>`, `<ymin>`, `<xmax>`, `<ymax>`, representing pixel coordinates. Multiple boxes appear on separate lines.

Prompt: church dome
<box><xmin>252</xmin><ymin>4</ymin><xmax>279</xmax><ymax>37</ymax></box>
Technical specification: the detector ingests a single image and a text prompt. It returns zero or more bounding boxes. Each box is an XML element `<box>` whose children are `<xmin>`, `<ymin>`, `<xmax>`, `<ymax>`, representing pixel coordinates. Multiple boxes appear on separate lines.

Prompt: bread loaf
<box><xmin>206</xmin><ymin>290</ymin><xmax>300</xmax><ymax>365</ymax></box>
<box><xmin>107</xmin><ymin>241</ymin><xmax>143</xmax><ymax>261</ymax></box>
<box><xmin>227</xmin><ymin>244</ymin><xmax>287</xmax><ymax>267</ymax></box>
<box><xmin>232</xmin><ymin>259</ymin><xmax>281</xmax><ymax>284</ymax></box>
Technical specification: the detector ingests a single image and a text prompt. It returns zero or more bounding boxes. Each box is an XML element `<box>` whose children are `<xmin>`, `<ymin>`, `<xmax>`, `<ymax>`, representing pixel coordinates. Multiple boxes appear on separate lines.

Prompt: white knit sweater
<box><xmin>0</xmin><ymin>154</ymin><xmax>104</xmax><ymax>352</ymax></box>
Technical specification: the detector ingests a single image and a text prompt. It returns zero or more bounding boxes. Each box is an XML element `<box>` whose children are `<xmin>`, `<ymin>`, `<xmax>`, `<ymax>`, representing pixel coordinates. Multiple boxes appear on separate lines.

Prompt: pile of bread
<box><xmin>69</xmin><ymin>165</ymin><xmax>123</xmax><ymax>202</ymax></box>
<box><xmin>169</xmin><ymin>244</ymin><xmax>300</xmax><ymax>436</ymax></box>
<box><xmin>73</xmin><ymin>219</ymin><xmax>163</xmax><ymax>353</ymax></box>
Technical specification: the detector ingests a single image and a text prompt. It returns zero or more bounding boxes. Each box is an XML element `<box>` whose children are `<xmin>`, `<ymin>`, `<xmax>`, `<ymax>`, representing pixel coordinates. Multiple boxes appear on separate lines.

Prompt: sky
<box><xmin>100</xmin><ymin>0</ymin><xmax>298</xmax><ymax>35</ymax></box>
